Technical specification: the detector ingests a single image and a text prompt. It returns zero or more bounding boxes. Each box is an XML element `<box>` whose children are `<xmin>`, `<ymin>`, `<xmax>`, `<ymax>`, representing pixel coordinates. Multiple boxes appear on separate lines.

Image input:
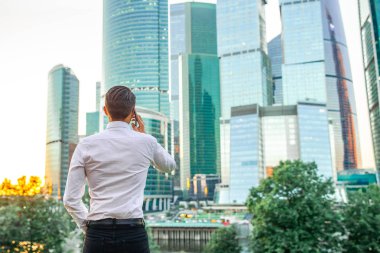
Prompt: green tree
<box><xmin>247</xmin><ymin>160</ymin><xmax>345</xmax><ymax>253</ymax></box>
<box><xmin>0</xmin><ymin>195</ymin><xmax>76</xmax><ymax>252</ymax></box>
<box><xmin>204</xmin><ymin>226</ymin><xmax>242</xmax><ymax>253</ymax></box>
<box><xmin>342</xmin><ymin>184</ymin><xmax>380</xmax><ymax>252</ymax></box>
<box><xmin>146</xmin><ymin>227</ymin><xmax>161</xmax><ymax>253</ymax></box>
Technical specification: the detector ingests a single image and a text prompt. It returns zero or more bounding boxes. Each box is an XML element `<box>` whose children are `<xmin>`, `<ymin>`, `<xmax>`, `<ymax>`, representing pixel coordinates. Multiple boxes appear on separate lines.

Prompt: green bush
<box><xmin>342</xmin><ymin>185</ymin><xmax>380</xmax><ymax>252</ymax></box>
<box><xmin>204</xmin><ymin>226</ymin><xmax>242</xmax><ymax>253</ymax></box>
<box><xmin>0</xmin><ymin>195</ymin><xmax>75</xmax><ymax>252</ymax></box>
<box><xmin>246</xmin><ymin>160</ymin><xmax>345</xmax><ymax>253</ymax></box>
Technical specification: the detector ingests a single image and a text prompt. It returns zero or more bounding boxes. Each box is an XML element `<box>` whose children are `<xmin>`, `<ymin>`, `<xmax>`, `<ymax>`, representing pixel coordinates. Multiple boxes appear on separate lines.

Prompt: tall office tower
<box><xmin>86</xmin><ymin>82</ymin><xmax>101</xmax><ymax>136</ymax></box>
<box><xmin>217</xmin><ymin>0</ymin><xmax>272</xmax><ymax>186</ymax></box>
<box><xmin>268</xmin><ymin>34</ymin><xmax>283</xmax><ymax>105</ymax></box>
<box><xmin>229</xmin><ymin>105</ymin><xmax>263</xmax><ymax>204</ymax></box>
<box><xmin>280</xmin><ymin>0</ymin><xmax>361</xmax><ymax>171</ymax></box>
<box><xmin>45</xmin><ymin>65</ymin><xmax>79</xmax><ymax>198</ymax></box>
<box><xmin>171</xmin><ymin>2</ymin><xmax>221</xmax><ymax>191</ymax></box>
<box><xmin>228</xmin><ymin>102</ymin><xmax>333</xmax><ymax>204</ymax></box>
<box><xmin>103</xmin><ymin>0</ymin><xmax>169</xmax><ymax>117</ymax></box>
<box><xmin>358</xmin><ymin>0</ymin><xmax>380</xmax><ymax>171</ymax></box>
<box><xmin>103</xmin><ymin>0</ymin><xmax>173</xmax><ymax>207</ymax></box>
<box><xmin>137</xmin><ymin>107</ymin><xmax>173</xmax><ymax>211</ymax></box>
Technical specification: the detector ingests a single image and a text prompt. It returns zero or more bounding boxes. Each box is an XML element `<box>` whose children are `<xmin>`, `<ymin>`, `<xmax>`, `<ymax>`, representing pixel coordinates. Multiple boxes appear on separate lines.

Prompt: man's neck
<box><xmin>108</xmin><ymin>119</ymin><xmax>130</xmax><ymax>124</ymax></box>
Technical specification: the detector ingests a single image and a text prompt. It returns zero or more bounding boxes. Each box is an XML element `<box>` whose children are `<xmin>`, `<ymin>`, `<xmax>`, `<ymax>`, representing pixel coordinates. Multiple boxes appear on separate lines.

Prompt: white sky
<box><xmin>0</xmin><ymin>0</ymin><xmax>375</xmax><ymax>183</ymax></box>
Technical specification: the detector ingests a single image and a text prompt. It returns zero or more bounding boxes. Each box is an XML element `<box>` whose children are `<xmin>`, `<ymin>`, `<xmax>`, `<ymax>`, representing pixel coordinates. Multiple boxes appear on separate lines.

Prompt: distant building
<box><xmin>86</xmin><ymin>82</ymin><xmax>101</xmax><ymax>136</ymax></box>
<box><xmin>268</xmin><ymin>34</ymin><xmax>283</xmax><ymax>105</ymax></box>
<box><xmin>217</xmin><ymin>0</ymin><xmax>272</xmax><ymax>188</ymax></box>
<box><xmin>337</xmin><ymin>169</ymin><xmax>378</xmax><ymax>192</ymax></box>
<box><xmin>358</xmin><ymin>0</ymin><xmax>380</xmax><ymax>172</ymax></box>
<box><xmin>229</xmin><ymin>105</ymin><xmax>262</xmax><ymax>204</ymax></box>
<box><xmin>137</xmin><ymin>107</ymin><xmax>173</xmax><ymax>211</ymax></box>
<box><xmin>102</xmin><ymin>2</ymin><xmax>173</xmax><ymax>209</ymax></box>
<box><xmin>103</xmin><ymin>0</ymin><xmax>169</xmax><ymax>117</ymax></box>
<box><xmin>280</xmin><ymin>0</ymin><xmax>361</xmax><ymax>171</ymax></box>
<box><xmin>86</xmin><ymin>112</ymin><xmax>100</xmax><ymax>136</ymax></box>
<box><xmin>189</xmin><ymin>174</ymin><xmax>221</xmax><ymax>201</ymax></box>
<box><xmin>228</xmin><ymin>102</ymin><xmax>333</xmax><ymax>204</ymax></box>
<box><xmin>170</xmin><ymin>2</ymin><xmax>221</xmax><ymax>192</ymax></box>
<box><xmin>45</xmin><ymin>65</ymin><xmax>79</xmax><ymax>198</ymax></box>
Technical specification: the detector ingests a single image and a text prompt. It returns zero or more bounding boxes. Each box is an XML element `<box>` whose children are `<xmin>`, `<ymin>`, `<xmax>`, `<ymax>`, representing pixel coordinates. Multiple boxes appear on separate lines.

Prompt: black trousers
<box><xmin>83</xmin><ymin>223</ymin><xmax>150</xmax><ymax>253</ymax></box>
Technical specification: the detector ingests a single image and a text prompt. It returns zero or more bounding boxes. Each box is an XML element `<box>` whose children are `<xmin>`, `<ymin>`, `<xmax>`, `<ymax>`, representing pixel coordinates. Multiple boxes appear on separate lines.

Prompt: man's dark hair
<box><xmin>105</xmin><ymin>86</ymin><xmax>136</xmax><ymax>120</ymax></box>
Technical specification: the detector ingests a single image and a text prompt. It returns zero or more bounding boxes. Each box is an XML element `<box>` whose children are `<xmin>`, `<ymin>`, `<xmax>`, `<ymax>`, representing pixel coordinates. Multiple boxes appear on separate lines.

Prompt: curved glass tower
<box><xmin>217</xmin><ymin>0</ymin><xmax>272</xmax><ymax>186</ymax></box>
<box><xmin>103</xmin><ymin>0</ymin><xmax>169</xmax><ymax>116</ymax></box>
<box><xmin>45</xmin><ymin>65</ymin><xmax>79</xmax><ymax>198</ymax></box>
<box><xmin>280</xmin><ymin>0</ymin><xmax>361</xmax><ymax>171</ymax></box>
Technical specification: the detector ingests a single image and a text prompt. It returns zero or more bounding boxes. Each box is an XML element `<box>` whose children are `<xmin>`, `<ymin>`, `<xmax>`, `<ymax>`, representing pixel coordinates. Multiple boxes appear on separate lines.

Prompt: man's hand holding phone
<box><xmin>131</xmin><ymin>110</ymin><xmax>145</xmax><ymax>134</ymax></box>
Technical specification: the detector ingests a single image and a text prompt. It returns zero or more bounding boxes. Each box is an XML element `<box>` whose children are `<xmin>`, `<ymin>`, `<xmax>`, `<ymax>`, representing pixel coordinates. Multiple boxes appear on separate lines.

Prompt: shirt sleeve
<box><xmin>150</xmin><ymin>137</ymin><xmax>176</xmax><ymax>174</ymax></box>
<box><xmin>63</xmin><ymin>142</ymin><xmax>89</xmax><ymax>233</ymax></box>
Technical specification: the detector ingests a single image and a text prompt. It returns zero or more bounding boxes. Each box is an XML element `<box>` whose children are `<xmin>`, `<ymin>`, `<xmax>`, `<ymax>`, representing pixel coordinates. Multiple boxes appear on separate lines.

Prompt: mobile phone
<box><xmin>131</xmin><ymin>109</ymin><xmax>138</xmax><ymax>127</ymax></box>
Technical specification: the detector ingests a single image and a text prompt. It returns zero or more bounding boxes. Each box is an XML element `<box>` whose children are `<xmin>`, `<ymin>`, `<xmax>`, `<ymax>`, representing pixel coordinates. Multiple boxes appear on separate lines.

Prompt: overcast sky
<box><xmin>0</xmin><ymin>0</ymin><xmax>374</xmax><ymax>182</ymax></box>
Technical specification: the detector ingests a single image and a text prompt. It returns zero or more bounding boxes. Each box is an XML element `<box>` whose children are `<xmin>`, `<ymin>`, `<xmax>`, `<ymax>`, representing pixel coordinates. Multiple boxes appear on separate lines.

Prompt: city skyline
<box><xmin>170</xmin><ymin>2</ymin><xmax>221</xmax><ymax>191</ymax></box>
<box><xmin>0</xmin><ymin>0</ymin><xmax>375</xmax><ymax>182</ymax></box>
<box><xmin>45</xmin><ymin>64</ymin><xmax>79</xmax><ymax>197</ymax></box>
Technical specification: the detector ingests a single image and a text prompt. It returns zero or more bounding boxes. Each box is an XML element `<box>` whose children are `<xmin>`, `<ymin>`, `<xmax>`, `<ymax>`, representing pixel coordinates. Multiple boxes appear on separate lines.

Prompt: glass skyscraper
<box><xmin>228</xmin><ymin>102</ymin><xmax>333</xmax><ymax>204</ymax></box>
<box><xmin>86</xmin><ymin>112</ymin><xmax>100</xmax><ymax>136</ymax></box>
<box><xmin>171</xmin><ymin>3</ymin><xmax>220</xmax><ymax>191</ymax></box>
<box><xmin>137</xmin><ymin>107</ymin><xmax>173</xmax><ymax>211</ymax></box>
<box><xmin>268</xmin><ymin>34</ymin><xmax>283</xmax><ymax>105</ymax></box>
<box><xmin>217</xmin><ymin>0</ymin><xmax>272</xmax><ymax>186</ymax></box>
<box><xmin>103</xmin><ymin>0</ymin><xmax>169</xmax><ymax>117</ymax></box>
<box><xmin>86</xmin><ymin>82</ymin><xmax>101</xmax><ymax>136</ymax></box>
<box><xmin>280</xmin><ymin>0</ymin><xmax>361</xmax><ymax>171</ymax></box>
<box><xmin>358</xmin><ymin>0</ymin><xmax>380</xmax><ymax>171</ymax></box>
<box><xmin>45</xmin><ymin>65</ymin><xmax>79</xmax><ymax>198</ymax></box>
<box><xmin>229</xmin><ymin>105</ymin><xmax>262</xmax><ymax>204</ymax></box>
<box><xmin>103</xmin><ymin>0</ymin><xmax>173</xmax><ymax>208</ymax></box>
<box><xmin>297</xmin><ymin>102</ymin><xmax>334</xmax><ymax>178</ymax></box>
<box><xmin>261</xmin><ymin>106</ymin><xmax>299</xmax><ymax>172</ymax></box>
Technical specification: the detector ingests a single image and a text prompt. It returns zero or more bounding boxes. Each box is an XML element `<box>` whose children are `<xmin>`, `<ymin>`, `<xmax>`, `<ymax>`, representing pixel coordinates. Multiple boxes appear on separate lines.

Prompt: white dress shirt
<box><xmin>63</xmin><ymin>121</ymin><xmax>176</xmax><ymax>231</ymax></box>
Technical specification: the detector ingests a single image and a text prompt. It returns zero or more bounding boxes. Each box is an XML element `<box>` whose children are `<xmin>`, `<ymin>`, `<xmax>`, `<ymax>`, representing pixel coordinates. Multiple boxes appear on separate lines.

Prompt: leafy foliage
<box><xmin>246</xmin><ymin>160</ymin><xmax>345</xmax><ymax>253</ymax></box>
<box><xmin>204</xmin><ymin>225</ymin><xmax>242</xmax><ymax>253</ymax></box>
<box><xmin>146</xmin><ymin>227</ymin><xmax>161</xmax><ymax>253</ymax></box>
<box><xmin>342</xmin><ymin>185</ymin><xmax>380</xmax><ymax>252</ymax></box>
<box><xmin>0</xmin><ymin>195</ymin><xmax>76</xmax><ymax>252</ymax></box>
<box><xmin>0</xmin><ymin>176</ymin><xmax>52</xmax><ymax>196</ymax></box>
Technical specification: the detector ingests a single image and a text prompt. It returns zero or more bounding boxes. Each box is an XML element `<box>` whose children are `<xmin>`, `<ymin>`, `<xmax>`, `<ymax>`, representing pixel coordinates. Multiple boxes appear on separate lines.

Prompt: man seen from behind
<box><xmin>63</xmin><ymin>86</ymin><xmax>176</xmax><ymax>253</ymax></box>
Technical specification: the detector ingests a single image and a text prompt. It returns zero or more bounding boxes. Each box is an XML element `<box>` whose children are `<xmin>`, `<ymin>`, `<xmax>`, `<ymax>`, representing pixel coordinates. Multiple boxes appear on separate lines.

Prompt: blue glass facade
<box><xmin>261</xmin><ymin>106</ymin><xmax>300</xmax><ymax>173</ymax></box>
<box><xmin>280</xmin><ymin>0</ymin><xmax>361</xmax><ymax>171</ymax></box>
<box><xmin>268</xmin><ymin>34</ymin><xmax>283</xmax><ymax>104</ymax></box>
<box><xmin>45</xmin><ymin>65</ymin><xmax>79</xmax><ymax>198</ymax></box>
<box><xmin>86</xmin><ymin>112</ymin><xmax>100</xmax><ymax>136</ymax></box>
<box><xmin>229</xmin><ymin>105</ymin><xmax>262</xmax><ymax>204</ymax></box>
<box><xmin>86</xmin><ymin>82</ymin><xmax>101</xmax><ymax>136</ymax></box>
<box><xmin>227</xmin><ymin>102</ymin><xmax>333</xmax><ymax>203</ymax></box>
<box><xmin>358</xmin><ymin>0</ymin><xmax>380</xmax><ymax>171</ymax></box>
<box><xmin>179</xmin><ymin>54</ymin><xmax>221</xmax><ymax>190</ymax></box>
<box><xmin>103</xmin><ymin>0</ymin><xmax>169</xmax><ymax>117</ymax></box>
<box><xmin>297</xmin><ymin>102</ymin><xmax>333</xmax><ymax>178</ymax></box>
<box><xmin>217</xmin><ymin>0</ymin><xmax>272</xmax><ymax>186</ymax></box>
<box><xmin>170</xmin><ymin>3</ymin><xmax>220</xmax><ymax>191</ymax></box>
<box><xmin>137</xmin><ymin>107</ymin><xmax>173</xmax><ymax>211</ymax></box>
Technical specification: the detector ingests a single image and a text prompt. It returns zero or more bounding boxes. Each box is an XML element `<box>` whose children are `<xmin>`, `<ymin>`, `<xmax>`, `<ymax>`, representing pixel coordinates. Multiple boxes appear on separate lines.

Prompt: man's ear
<box><xmin>103</xmin><ymin>106</ymin><xmax>110</xmax><ymax>119</ymax></box>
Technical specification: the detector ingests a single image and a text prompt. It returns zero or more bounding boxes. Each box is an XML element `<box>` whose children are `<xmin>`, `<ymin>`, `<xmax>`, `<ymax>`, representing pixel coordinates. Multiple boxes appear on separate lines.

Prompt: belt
<box><xmin>86</xmin><ymin>218</ymin><xmax>145</xmax><ymax>226</ymax></box>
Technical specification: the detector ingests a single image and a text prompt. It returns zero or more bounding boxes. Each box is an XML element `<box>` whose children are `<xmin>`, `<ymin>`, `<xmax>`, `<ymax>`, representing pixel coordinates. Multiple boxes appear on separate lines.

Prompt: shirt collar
<box><xmin>106</xmin><ymin>121</ymin><xmax>132</xmax><ymax>130</ymax></box>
